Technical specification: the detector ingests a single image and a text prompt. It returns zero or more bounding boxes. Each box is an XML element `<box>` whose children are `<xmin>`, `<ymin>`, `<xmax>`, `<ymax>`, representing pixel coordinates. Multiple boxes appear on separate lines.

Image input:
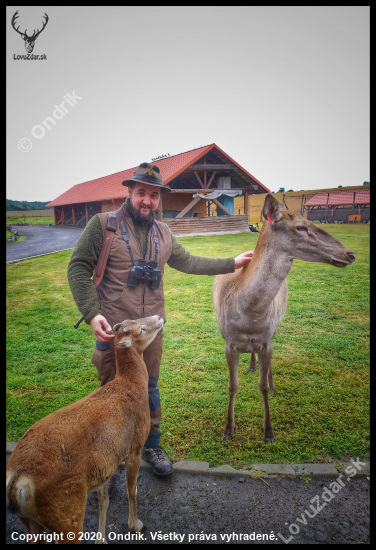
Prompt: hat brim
<box><xmin>122</xmin><ymin>178</ymin><xmax>171</xmax><ymax>193</ymax></box>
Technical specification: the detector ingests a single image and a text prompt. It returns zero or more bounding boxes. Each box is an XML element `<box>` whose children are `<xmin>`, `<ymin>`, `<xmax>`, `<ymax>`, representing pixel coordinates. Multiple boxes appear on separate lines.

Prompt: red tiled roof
<box><xmin>46</xmin><ymin>144</ymin><xmax>269</xmax><ymax>207</ymax></box>
<box><xmin>304</xmin><ymin>189</ymin><xmax>370</xmax><ymax>208</ymax></box>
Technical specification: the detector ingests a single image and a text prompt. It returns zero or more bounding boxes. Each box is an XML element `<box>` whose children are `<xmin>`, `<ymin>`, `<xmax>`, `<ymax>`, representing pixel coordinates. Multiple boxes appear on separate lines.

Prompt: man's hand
<box><xmin>90</xmin><ymin>314</ymin><xmax>115</xmax><ymax>343</ymax></box>
<box><xmin>234</xmin><ymin>250</ymin><xmax>254</xmax><ymax>269</ymax></box>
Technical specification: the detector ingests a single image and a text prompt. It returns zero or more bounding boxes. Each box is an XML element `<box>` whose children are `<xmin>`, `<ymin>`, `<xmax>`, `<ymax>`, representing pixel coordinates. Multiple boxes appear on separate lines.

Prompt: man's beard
<box><xmin>133</xmin><ymin>206</ymin><xmax>156</xmax><ymax>224</ymax></box>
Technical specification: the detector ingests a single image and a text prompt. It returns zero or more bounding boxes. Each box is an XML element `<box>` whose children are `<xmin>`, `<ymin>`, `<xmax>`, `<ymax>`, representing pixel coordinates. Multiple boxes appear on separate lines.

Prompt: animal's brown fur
<box><xmin>6</xmin><ymin>315</ymin><xmax>164</xmax><ymax>544</ymax></box>
<box><xmin>213</xmin><ymin>194</ymin><xmax>355</xmax><ymax>443</ymax></box>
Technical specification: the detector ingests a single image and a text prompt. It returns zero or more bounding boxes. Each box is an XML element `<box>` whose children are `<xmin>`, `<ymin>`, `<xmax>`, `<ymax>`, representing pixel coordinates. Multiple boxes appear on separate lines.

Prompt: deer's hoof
<box><xmin>129</xmin><ymin>519</ymin><xmax>143</xmax><ymax>532</ymax></box>
<box><xmin>222</xmin><ymin>433</ymin><xmax>232</xmax><ymax>441</ymax></box>
<box><xmin>264</xmin><ymin>437</ymin><xmax>275</xmax><ymax>444</ymax></box>
<box><xmin>248</xmin><ymin>365</ymin><xmax>256</xmax><ymax>372</ymax></box>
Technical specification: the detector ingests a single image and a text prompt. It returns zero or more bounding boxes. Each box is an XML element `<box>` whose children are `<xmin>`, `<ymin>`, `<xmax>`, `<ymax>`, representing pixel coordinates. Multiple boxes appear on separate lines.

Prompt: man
<box><xmin>67</xmin><ymin>162</ymin><xmax>253</xmax><ymax>477</ymax></box>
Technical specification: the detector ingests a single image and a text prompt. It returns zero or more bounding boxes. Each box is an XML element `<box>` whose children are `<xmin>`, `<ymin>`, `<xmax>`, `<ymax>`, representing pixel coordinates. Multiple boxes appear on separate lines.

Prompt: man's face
<box><xmin>130</xmin><ymin>182</ymin><xmax>161</xmax><ymax>223</ymax></box>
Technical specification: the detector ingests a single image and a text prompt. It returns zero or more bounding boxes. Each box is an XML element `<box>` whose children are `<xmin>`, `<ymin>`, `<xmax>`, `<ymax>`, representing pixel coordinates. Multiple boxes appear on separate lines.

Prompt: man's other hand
<box><xmin>90</xmin><ymin>315</ymin><xmax>115</xmax><ymax>342</ymax></box>
<box><xmin>234</xmin><ymin>250</ymin><xmax>254</xmax><ymax>269</ymax></box>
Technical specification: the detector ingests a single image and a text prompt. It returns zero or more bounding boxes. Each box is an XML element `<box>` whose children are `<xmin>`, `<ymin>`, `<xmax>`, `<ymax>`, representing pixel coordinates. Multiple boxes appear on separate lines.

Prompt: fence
<box><xmin>6</xmin><ymin>209</ymin><xmax>54</xmax><ymax>217</ymax></box>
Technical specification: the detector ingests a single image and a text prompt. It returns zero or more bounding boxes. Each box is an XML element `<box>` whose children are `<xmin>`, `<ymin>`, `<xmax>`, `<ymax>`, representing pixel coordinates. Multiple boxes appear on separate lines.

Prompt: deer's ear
<box><xmin>263</xmin><ymin>194</ymin><xmax>283</xmax><ymax>225</ymax></box>
<box><xmin>117</xmin><ymin>336</ymin><xmax>132</xmax><ymax>348</ymax></box>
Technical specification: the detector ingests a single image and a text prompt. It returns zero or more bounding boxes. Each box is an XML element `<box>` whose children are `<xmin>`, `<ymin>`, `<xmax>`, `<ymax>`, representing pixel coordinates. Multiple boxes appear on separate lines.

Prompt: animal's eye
<box><xmin>297</xmin><ymin>226</ymin><xmax>308</xmax><ymax>231</ymax></box>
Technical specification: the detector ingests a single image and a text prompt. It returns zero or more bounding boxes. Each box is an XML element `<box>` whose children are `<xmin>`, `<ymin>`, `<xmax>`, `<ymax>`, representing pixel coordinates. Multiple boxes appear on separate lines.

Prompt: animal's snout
<box><xmin>347</xmin><ymin>252</ymin><xmax>356</xmax><ymax>264</ymax></box>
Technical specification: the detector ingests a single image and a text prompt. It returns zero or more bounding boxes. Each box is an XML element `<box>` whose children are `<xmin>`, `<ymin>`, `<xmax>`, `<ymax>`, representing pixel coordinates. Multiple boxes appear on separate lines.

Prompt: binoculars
<box><xmin>127</xmin><ymin>259</ymin><xmax>162</xmax><ymax>290</ymax></box>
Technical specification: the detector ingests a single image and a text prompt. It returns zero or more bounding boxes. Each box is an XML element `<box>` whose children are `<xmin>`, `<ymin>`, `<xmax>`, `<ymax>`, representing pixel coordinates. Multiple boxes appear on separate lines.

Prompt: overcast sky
<box><xmin>7</xmin><ymin>6</ymin><xmax>369</xmax><ymax>202</ymax></box>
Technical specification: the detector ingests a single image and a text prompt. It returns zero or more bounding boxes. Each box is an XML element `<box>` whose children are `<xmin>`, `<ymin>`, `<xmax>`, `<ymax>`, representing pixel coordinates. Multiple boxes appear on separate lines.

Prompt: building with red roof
<box><xmin>46</xmin><ymin>143</ymin><xmax>269</xmax><ymax>234</ymax></box>
<box><xmin>304</xmin><ymin>189</ymin><xmax>370</xmax><ymax>223</ymax></box>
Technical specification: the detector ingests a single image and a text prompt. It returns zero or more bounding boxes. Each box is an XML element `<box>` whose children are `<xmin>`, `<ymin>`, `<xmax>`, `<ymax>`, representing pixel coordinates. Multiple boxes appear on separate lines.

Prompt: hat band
<box><xmin>131</xmin><ymin>174</ymin><xmax>163</xmax><ymax>186</ymax></box>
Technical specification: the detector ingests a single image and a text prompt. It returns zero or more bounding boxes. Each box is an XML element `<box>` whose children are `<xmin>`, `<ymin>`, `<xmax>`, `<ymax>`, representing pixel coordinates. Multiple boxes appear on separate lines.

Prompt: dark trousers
<box><xmin>91</xmin><ymin>332</ymin><xmax>163</xmax><ymax>448</ymax></box>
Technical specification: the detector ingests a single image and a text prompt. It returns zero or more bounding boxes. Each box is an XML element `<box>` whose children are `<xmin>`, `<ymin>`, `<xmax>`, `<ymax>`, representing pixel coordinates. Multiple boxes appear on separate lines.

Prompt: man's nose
<box><xmin>143</xmin><ymin>196</ymin><xmax>151</xmax><ymax>205</ymax></box>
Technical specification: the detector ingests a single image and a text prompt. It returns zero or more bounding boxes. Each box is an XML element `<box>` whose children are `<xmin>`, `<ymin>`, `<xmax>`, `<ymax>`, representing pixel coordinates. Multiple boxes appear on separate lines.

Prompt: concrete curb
<box><xmin>6</xmin><ymin>442</ymin><xmax>369</xmax><ymax>479</ymax></box>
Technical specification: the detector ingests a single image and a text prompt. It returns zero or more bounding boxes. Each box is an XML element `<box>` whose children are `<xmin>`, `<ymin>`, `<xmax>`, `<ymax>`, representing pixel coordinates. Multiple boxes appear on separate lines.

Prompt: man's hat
<box><xmin>122</xmin><ymin>162</ymin><xmax>171</xmax><ymax>193</ymax></box>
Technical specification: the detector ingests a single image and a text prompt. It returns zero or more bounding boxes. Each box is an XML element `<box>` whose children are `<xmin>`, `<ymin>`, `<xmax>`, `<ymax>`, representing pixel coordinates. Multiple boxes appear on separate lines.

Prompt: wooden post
<box><xmin>54</xmin><ymin>208</ymin><xmax>57</xmax><ymax>226</ymax></box>
<box><xmin>244</xmin><ymin>191</ymin><xmax>249</xmax><ymax>221</ymax></box>
<box><xmin>85</xmin><ymin>204</ymin><xmax>89</xmax><ymax>224</ymax></box>
<box><xmin>175</xmin><ymin>197</ymin><xmax>202</xmax><ymax>218</ymax></box>
<box><xmin>324</xmin><ymin>193</ymin><xmax>329</xmax><ymax>223</ymax></box>
<box><xmin>193</xmin><ymin>171</ymin><xmax>204</xmax><ymax>188</ymax></box>
<box><xmin>212</xmin><ymin>198</ymin><xmax>232</xmax><ymax>216</ymax></box>
<box><xmin>72</xmin><ymin>205</ymin><xmax>75</xmax><ymax>226</ymax></box>
<box><xmin>61</xmin><ymin>208</ymin><xmax>65</xmax><ymax>226</ymax></box>
<box><xmin>157</xmin><ymin>195</ymin><xmax>162</xmax><ymax>221</ymax></box>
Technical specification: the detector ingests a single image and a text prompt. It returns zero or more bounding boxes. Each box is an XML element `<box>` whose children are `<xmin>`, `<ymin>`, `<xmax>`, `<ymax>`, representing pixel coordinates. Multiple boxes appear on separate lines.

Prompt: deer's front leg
<box><xmin>223</xmin><ymin>342</ymin><xmax>240</xmax><ymax>440</ymax></box>
<box><xmin>96</xmin><ymin>483</ymin><xmax>109</xmax><ymax>544</ymax></box>
<box><xmin>258</xmin><ymin>344</ymin><xmax>274</xmax><ymax>443</ymax></box>
<box><xmin>125</xmin><ymin>455</ymin><xmax>143</xmax><ymax>532</ymax></box>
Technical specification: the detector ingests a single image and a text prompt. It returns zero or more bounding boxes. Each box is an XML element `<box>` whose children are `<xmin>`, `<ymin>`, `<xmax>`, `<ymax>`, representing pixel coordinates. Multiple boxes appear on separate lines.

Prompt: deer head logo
<box><xmin>11</xmin><ymin>11</ymin><xmax>49</xmax><ymax>53</ymax></box>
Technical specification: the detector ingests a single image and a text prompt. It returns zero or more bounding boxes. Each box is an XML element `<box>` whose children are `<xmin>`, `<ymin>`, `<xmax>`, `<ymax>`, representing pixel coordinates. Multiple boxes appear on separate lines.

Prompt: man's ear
<box><xmin>262</xmin><ymin>194</ymin><xmax>283</xmax><ymax>225</ymax></box>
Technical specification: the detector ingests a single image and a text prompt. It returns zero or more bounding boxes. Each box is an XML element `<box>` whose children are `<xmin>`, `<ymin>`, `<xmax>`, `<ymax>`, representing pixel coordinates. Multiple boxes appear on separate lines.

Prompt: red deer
<box><xmin>212</xmin><ymin>194</ymin><xmax>355</xmax><ymax>443</ymax></box>
<box><xmin>6</xmin><ymin>315</ymin><xmax>164</xmax><ymax>544</ymax></box>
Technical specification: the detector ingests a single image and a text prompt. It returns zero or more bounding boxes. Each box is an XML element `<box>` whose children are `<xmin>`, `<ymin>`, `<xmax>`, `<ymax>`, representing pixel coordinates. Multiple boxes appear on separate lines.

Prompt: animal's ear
<box><xmin>104</xmin><ymin>329</ymin><xmax>114</xmax><ymax>335</ymax></box>
<box><xmin>113</xmin><ymin>323</ymin><xmax>122</xmax><ymax>332</ymax></box>
<box><xmin>118</xmin><ymin>336</ymin><xmax>132</xmax><ymax>348</ymax></box>
<box><xmin>262</xmin><ymin>194</ymin><xmax>283</xmax><ymax>225</ymax></box>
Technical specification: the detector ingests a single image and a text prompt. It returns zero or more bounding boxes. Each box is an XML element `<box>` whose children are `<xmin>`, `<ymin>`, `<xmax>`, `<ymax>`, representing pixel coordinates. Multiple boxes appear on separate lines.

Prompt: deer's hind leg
<box><xmin>18</xmin><ymin>517</ymin><xmax>47</xmax><ymax>543</ymax></box>
<box><xmin>248</xmin><ymin>352</ymin><xmax>258</xmax><ymax>372</ymax></box>
<box><xmin>124</xmin><ymin>455</ymin><xmax>143</xmax><ymax>532</ymax></box>
<box><xmin>223</xmin><ymin>342</ymin><xmax>240</xmax><ymax>440</ymax></box>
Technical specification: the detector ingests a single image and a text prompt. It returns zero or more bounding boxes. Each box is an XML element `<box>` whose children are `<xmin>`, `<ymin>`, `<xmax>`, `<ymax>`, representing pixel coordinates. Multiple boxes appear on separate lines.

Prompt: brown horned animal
<box><xmin>6</xmin><ymin>315</ymin><xmax>164</xmax><ymax>544</ymax></box>
<box><xmin>212</xmin><ymin>194</ymin><xmax>355</xmax><ymax>443</ymax></box>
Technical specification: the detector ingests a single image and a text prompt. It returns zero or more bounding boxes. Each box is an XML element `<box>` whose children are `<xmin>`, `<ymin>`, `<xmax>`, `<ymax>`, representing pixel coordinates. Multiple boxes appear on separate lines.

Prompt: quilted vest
<box><xmin>96</xmin><ymin>208</ymin><xmax>172</xmax><ymax>328</ymax></box>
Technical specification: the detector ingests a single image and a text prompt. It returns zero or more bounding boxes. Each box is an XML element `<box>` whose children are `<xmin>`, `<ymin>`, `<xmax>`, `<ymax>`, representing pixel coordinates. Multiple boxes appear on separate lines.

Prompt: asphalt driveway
<box><xmin>6</xmin><ymin>225</ymin><xmax>84</xmax><ymax>263</ymax></box>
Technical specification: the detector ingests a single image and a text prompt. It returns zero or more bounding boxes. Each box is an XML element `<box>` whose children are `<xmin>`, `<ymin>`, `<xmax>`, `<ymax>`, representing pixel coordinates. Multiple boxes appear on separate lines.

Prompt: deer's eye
<box><xmin>297</xmin><ymin>226</ymin><xmax>308</xmax><ymax>231</ymax></box>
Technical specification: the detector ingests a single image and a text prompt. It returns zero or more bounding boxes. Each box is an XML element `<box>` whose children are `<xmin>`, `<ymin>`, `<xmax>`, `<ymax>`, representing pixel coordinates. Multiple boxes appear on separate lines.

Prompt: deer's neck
<box><xmin>237</xmin><ymin>224</ymin><xmax>293</xmax><ymax>311</ymax></box>
<box><xmin>114</xmin><ymin>347</ymin><xmax>148</xmax><ymax>383</ymax></box>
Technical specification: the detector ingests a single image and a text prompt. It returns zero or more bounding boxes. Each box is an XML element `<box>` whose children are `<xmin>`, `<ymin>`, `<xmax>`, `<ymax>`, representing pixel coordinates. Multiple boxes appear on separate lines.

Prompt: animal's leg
<box><xmin>18</xmin><ymin>517</ymin><xmax>47</xmax><ymax>543</ymax></box>
<box><xmin>258</xmin><ymin>344</ymin><xmax>275</xmax><ymax>443</ymax></box>
<box><xmin>41</xmin><ymin>482</ymin><xmax>87</xmax><ymax>544</ymax></box>
<box><xmin>223</xmin><ymin>342</ymin><xmax>240</xmax><ymax>440</ymax></box>
<box><xmin>95</xmin><ymin>483</ymin><xmax>109</xmax><ymax>544</ymax></box>
<box><xmin>248</xmin><ymin>352</ymin><xmax>258</xmax><ymax>372</ymax></box>
<box><xmin>268</xmin><ymin>366</ymin><xmax>274</xmax><ymax>393</ymax></box>
<box><xmin>124</xmin><ymin>455</ymin><xmax>143</xmax><ymax>532</ymax></box>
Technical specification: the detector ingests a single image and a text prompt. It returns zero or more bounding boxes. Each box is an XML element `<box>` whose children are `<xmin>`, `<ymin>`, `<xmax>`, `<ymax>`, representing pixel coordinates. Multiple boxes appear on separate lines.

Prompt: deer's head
<box><xmin>262</xmin><ymin>194</ymin><xmax>356</xmax><ymax>267</ymax></box>
<box><xmin>111</xmin><ymin>316</ymin><xmax>164</xmax><ymax>353</ymax></box>
<box><xmin>11</xmin><ymin>11</ymin><xmax>49</xmax><ymax>53</ymax></box>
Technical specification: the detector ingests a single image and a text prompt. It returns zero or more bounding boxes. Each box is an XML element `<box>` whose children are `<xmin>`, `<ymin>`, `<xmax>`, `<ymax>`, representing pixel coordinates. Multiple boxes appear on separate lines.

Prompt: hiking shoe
<box><xmin>142</xmin><ymin>446</ymin><xmax>173</xmax><ymax>476</ymax></box>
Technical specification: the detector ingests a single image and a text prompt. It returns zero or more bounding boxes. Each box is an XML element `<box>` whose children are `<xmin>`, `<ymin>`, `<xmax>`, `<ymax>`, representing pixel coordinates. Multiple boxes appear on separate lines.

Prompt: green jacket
<box><xmin>67</xmin><ymin>202</ymin><xmax>235</xmax><ymax>325</ymax></box>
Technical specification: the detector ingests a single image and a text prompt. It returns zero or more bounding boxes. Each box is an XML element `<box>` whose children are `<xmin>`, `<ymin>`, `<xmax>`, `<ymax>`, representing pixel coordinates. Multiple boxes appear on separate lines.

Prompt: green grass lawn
<box><xmin>6</xmin><ymin>215</ymin><xmax>54</xmax><ymax>226</ymax></box>
<box><xmin>6</xmin><ymin>225</ymin><xmax>369</xmax><ymax>467</ymax></box>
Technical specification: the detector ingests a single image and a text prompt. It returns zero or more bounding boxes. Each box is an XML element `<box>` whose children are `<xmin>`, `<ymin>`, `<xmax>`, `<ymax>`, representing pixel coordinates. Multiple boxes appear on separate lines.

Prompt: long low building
<box><xmin>304</xmin><ymin>189</ymin><xmax>370</xmax><ymax>223</ymax></box>
<box><xmin>46</xmin><ymin>144</ymin><xmax>269</xmax><ymax>235</ymax></box>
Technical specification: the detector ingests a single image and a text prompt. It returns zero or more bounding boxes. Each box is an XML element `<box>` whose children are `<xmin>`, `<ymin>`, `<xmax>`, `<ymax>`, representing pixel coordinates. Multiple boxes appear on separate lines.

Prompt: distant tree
<box><xmin>363</xmin><ymin>181</ymin><xmax>370</xmax><ymax>185</ymax></box>
<box><xmin>338</xmin><ymin>185</ymin><xmax>343</xmax><ymax>188</ymax></box>
<box><xmin>286</xmin><ymin>189</ymin><xmax>294</xmax><ymax>192</ymax></box>
<box><xmin>277</xmin><ymin>187</ymin><xmax>285</xmax><ymax>193</ymax></box>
